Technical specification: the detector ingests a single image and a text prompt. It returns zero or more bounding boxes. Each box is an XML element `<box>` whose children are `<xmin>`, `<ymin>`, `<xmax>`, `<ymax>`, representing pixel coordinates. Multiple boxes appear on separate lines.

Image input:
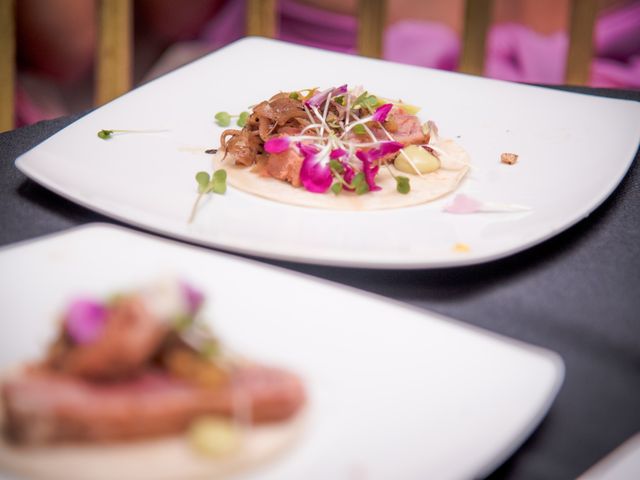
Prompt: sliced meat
<box><xmin>388</xmin><ymin>112</ymin><xmax>427</xmax><ymax>145</ymax></box>
<box><xmin>47</xmin><ymin>296</ymin><xmax>167</xmax><ymax>381</ymax></box>
<box><xmin>265</xmin><ymin>149</ymin><xmax>304</xmax><ymax>187</ymax></box>
<box><xmin>2</xmin><ymin>365</ymin><xmax>305</xmax><ymax>444</ymax></box>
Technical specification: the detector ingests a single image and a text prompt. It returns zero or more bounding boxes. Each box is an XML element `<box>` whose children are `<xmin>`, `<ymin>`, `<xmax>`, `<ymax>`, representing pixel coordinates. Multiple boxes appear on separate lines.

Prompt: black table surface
<box><xmin>1</xmin><ymin>86</ymin><xmax>639</xmax><ymax>480</ymax></box>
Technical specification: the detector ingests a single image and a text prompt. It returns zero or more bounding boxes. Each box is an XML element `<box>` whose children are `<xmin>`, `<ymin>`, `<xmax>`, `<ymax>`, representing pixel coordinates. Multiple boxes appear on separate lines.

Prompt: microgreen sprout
<box><xmin>237</xmin><ymin>111</ymin><xmax>249</xmax><ymax>127</ymax></box>
<box><xmin>352</xmin><ymin>173</ymin><xmax>369</xmax><ymax>195</ymax></box>
<box><xmin>97</xmin><ymin>128</ymin><xmax>167</xmax><ymax>140</ymax></box>
<box><xmin>214</xmin><ymin>111</ymin><xmax>250</xmax><ymax>127</ymax></box>
<box><xmin>189</xmin><ymin>169</ymin><xmax>227</xmax><ymax>223</ymax></box>
<box><xmin>396</xmin><ymin>175</ymin><xmax>411</xmax><ymax>194</ymax></box>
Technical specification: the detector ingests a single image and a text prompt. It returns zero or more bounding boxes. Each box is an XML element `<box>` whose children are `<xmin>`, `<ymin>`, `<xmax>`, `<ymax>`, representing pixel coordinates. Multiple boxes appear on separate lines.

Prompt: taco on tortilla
<box><xmin>209</xmin><ymin>85</ymin><xmax>469</xmax><ymax>210</ymax></box>
<box><xmin>0</xmin><ymin>279</ymin><xmax>305</xmax><ymax>480</ymax></box>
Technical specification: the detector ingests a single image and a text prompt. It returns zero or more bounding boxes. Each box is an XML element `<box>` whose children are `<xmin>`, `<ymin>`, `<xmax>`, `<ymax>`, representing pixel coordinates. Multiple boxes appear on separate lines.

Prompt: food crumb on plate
<box><xmin>500</xmin><ymin>152</ymin><xmax>519</xmax><ymax>165</ymax></box>
<box><xmin>453</xmin><ymin>243</ymin><xmax>471</xmax><ymax>253</ymax></box>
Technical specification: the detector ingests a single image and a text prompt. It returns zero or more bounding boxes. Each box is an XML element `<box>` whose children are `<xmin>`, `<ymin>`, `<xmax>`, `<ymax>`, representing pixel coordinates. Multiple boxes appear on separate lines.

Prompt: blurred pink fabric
<box><xmin>16</xmin><ymin>0</ymin><xmax>640</xmax><ymax>126</ymax></box>
<box><xmin>202</xmin><ymin>0</ymin><xmax>640</xmax><ymax>88</ymax></box>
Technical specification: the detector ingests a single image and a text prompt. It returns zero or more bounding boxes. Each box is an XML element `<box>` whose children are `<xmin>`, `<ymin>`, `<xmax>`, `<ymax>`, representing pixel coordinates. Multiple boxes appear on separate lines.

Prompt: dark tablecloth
<box><xmin>1</xmin><ymin>86</ymin><xmax>639</xmax><ymax>480</ymax></box>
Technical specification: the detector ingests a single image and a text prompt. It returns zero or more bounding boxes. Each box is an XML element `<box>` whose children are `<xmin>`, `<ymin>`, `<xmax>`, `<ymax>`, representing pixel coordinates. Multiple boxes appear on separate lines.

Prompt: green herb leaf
<box><xmin>355</xmin><ymin>181</ymin><xmax>370</xmax><ymax>195</ymax></box>
<box><xmin>334</xmin><ymin>95</ymin><xmax>345</xmax><ymax>105</ymax></box>
<box><xmin>329</xmin><ymin>159</ymin><xmax>344</xmax><ymax>174</ymax></box>
<box><xmin>352</xmin><ymin>124</ymin><xmax>366</xmax><ymax>135</ymax></box>
<box><xmin>352</xmin><ymin>172</ymin><xmax>365</xmax><ymax>188</ymax></box>
<box><xmin>354</xmin><ymin>91</ymin><xmax>368</xmax><ymax>107</ymax></box>
<box><xmin>396</xmin><ymin>175</ymin><xmax>411</xmax><ymax>194</ymax></box>
<box><xmin>289</xmin><ymin>91</ymin><xmax>299</xmax><ymax>100</ymax></box>
<box><xmin>331</xmin><ymin>182</ymin><xmax>343</xmax><ymax>195</ymax></box>
<box><xmin>173</xmin><ymin>314</ymin><xmax>193</xmax><ymax>332</ymax></box>
<box><xmin>237</xmin><ymin>111</ymin><xmax>249</xmax><ymax>127</ymax></box>
<box><xmin>214</xmin><ymin>111</ymin><xmax>231</xmax><ymax>127</ymax></box>
<box><xmin>364</xmin><ymin>95</ymin><xmax>378</xmax><ymax>108</ymax></box>
<box><xmin>211</xmin><ymin>168</ymin><xmax>227</xmax><ymax>194</ymax></box>
<box><xmin>196</xmin><ymin>171</ymin><xmax>211</xmax><ymax>193</ymax></box>
<box><xmin>97</xmin><ymin>129</ymin><xmax>114</xmax><ymax>140</ymax></box>
<box><xmin>200</xmin><ymin>339</ymin><xmax>220</xmax><ymax>359</ymax></box>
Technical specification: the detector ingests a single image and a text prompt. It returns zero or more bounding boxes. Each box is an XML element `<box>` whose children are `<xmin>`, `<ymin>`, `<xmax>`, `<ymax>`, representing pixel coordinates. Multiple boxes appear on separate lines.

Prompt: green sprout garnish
<box><xmin>353</xmin><ymin>92</ymin><xmax>378</xmax><ymax>111</ymax></box>
<box><xmin>196</xmin><ymin>169</ymin><xmax>227</xmax><ymax>195</ymax></box>
<box><xmin>352</xmin><ymin>124</ymin><xmax>366</xmax><ymax>135</ymax></box>
<box><xmin>189</xmin><ymin>168</ymin><xmax>227</xmax><ymax>223</ymax></box>
<box><xmin>97</xmin><ymin>128</ymin><xmax>167</xmax><ymax>140</ymax></box>
<box><xmin>396</xmin><ymin>175</ymin><xmax>410</xmax><ymax>194</ymax></box>
<box><xmin>237</xmin><ymin>111</ymin><xmax>249</xmax><ymax>127</ymax></box>
<box><xmin>215</xmin><ymin>111</ymin><xmax>250</xmax><ymax>127</ymax></box>
<box><xmin>352</xmin><ymin>172</ymin><xmax>369</xmax><ymax>195</ymax></box>
<box><xmin>331</xmin><ymin>182</ymin><xmax>343</xmax><ymax>195</ymax></box>
<box><xmin>289</xmin><ymin>91</ymin><xmax>300</xmax><ymax>100</ymax></box>
<box><xmin>214</xmin><ymin>112</ymin><xmax>231</xmax><ymax>127</ymax></box>
<box><xmin>329</xmin><ymin>159</ymin><xmax>344</xmax><ymax>174</ymax></box>
<box><xmin>173</xmin><ymin>314</ymin><xmax>194</xmax><ymax>332</ymax></box>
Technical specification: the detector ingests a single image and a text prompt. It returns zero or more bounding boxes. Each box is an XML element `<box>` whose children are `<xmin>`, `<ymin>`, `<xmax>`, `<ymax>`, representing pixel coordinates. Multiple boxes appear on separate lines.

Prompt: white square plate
<box><xmin>0</xmin><ymin>224</ymin><xmax>563</xmax><ymax>479</ymax></box>
<box><xmin>16</xmin><ymin>38</ymin><xmax>640</xmax><ymax>268</ymax></box>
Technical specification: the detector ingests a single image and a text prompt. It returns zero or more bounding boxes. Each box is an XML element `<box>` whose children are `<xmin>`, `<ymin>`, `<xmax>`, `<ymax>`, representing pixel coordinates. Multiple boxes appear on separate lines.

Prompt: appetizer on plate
<box><xmin>0</xmin><ymin>279</ymin><xmax>306</xmax><ymax>480</ymax></box>
<box><xmin>208</xmin><ymin>84</ymin><xmax>469</xmax><ymax>210</ymax></box>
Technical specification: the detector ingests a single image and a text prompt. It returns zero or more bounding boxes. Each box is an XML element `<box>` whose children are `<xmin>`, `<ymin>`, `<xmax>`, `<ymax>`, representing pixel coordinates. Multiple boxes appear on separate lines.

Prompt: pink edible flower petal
<box><xmin>342</xmin><ymin>162</ymin><xmax>355</xmax><ymax>190</ymax></box>
<box><xmin>372</xmin><ymin>103</ymin><xmax>393</xmax><ymax>123</ymax></box>
<box><xmin>298</xmin><ymin>143</ymin><xmax>332</xmax><ymax>193</ymax></box>
<box><xmin>65</xmin><ymin>299</ymin><xmax>107</xmax><ymax>345</ymax></box>
<box><xmin>368</xmin><ymin>141</ymin><xmax>403</xmax><ymax>161</ymax></box>
<box><xmin>264</xmin><ymin>136</ymin><xmax>291</xmax><ymax>154</ymax></box>
<box><xmin>333</xmin><ymin>84</ymin><xmax>348</xmax><ymax>95</ymax></box>
<box><xmin>444</xmin><ymin>194</ymin><xmax>484</xmax><ymax>214</ymax></box>
<box><xmin>355</xmin><ymin>150</ymin><xmax>382</xmax><ymax>192</ymax></box>
<box><xmin>305</xmin><ymin>84</ymin><xmax>348</xmax><ymax>108</ymax></box>
<box><xmin>180</xmin><ymin>281</ymin><xmax>204</xmax><ymax>315</ymax></box>
<box><xmin>330</xmin><ymin>148</ymin><xmax>347</xmax><ymax>159</ymax></box>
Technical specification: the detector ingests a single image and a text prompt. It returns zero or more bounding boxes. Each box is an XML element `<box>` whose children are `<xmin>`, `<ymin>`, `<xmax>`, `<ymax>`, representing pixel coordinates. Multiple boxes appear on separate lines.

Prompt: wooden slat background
<box><xmin>0</xmin><ymin>0</ymin><xmax>15</xmax><ymax>132</ymax></box>
<box><xmin>565</xmin><ymin>0</ymin><xmax>598</xmax><ymax>85</ymax></box>
<box><xmin>246</xmin><ymin>0</ymin><xmax>278</xmax><ymax>38</ymax></box>
<box><xmin>459</xmin><ymin>0</ymin><xmax>494</xmax><ymax>75</ymax></box>
<box><xmin>95</xmin><ymin>0</ymin><xmax>132</xmax><ymax>106</ymax></box>
<box><xmin>357</xmin><ymin>0</ymin><xmax>387</xmax><ymax>59</ymax></box>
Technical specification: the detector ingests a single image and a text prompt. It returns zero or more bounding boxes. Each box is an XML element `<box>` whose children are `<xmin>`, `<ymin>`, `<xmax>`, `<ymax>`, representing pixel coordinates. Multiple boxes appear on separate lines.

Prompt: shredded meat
<box><xmin>220</xmin><ymin>91</ymin><xmax>431</xmax><ymax>187</ymax></box>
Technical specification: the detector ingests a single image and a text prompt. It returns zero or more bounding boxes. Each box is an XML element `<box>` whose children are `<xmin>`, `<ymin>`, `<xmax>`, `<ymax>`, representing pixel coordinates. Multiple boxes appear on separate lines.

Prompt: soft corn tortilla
<box><xmin>213</xmin><ymin>138</ymin><xmax>470</xmax><ymax>210</ymax></box>
<box><xmin>0</xmin><ymin>398</ymin><xmax>306</xmax><ymax>480</ymax></box>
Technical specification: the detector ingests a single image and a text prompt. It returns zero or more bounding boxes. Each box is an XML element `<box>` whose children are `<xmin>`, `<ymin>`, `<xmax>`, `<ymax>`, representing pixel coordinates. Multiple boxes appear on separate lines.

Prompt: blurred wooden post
<box><xmin>459</xmin><ymin>0</ymin><xmax>493</xmax><ymax>75</ymax></box>
<box><xmin>565</xmin><ymin>0</ymin><xmax>597</xmax><ymax>85</ymax></box>
<box><xmin>357</xmin><ymin>0</ymin><xmax>386</xmax><ymax>59</ymax></box>
<box><xmin>246</xmin><ymin>0</ymin><xmax>278</xmax><ymax>37</ymax></box>
<box><xmin>0</xmin><ymin>0</ymin><xmax>15</xmax><ymax>132</ymax></box>
<box><xmin>95</xmin><ymin>0</ymin><xmax>132</xmax><ymax>106</ymax></box>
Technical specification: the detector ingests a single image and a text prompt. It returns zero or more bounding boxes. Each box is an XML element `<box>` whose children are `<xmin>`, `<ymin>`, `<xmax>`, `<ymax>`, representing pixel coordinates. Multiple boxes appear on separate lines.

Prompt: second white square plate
<box><xmin>0</xmin><ymin>224</ymin><xmax>563</xmax><ymax>479</ymax></box>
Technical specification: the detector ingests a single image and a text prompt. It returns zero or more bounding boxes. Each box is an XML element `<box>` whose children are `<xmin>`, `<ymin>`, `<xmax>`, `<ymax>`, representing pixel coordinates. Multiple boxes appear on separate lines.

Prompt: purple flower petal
<box><xmin>298</xmin><ymin>143</ymin><xmax>332</xmax><ymax>193</ymax></box>
<box><xmin>355</xmin><ymin>150</ymin><xmax>382</xmax><ymax>192</ymax></box>
<box><xmin>333</xmin><ymin>84</ymin><xmax>348</xmax><ymax>95</ymax></box>
<box><xmin>180</xmin><ymin>281</ymin><xmax>204</xmax><ymax>315</ymax></box>
<box><xmin>305</xmin><ymin>84</ymin><xmax>348</xmax><ymax>108</ymax></box>
<box><xmin>372</xmin><ymin>103</ymin><xmax>393</xmax><ymax>123</ymax></box>
<box><xmin>329</xmin><ymin>148</ymin><xmax>347</xmax><ymax>159</ymax></box>
<box><xmin>264</xmin><ymin>136</ymin><xmax>291</xmax><ymax>154</ymax></box>
<box><xmin>368</xmin><ymin>141</ymin><xmax>404</xmax><ymax>161</ymax></box>
<box><xmin>65</xmin><ymin>299</ymin><xmax>107</xmax><ymax>345</ymax></box>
